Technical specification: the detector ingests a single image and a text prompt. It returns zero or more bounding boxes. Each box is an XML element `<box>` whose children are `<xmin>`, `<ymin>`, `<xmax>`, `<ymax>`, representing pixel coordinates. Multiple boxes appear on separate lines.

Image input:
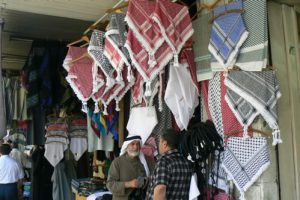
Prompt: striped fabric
<box><xmin>192</xmin><ymin>13</ymin><xmax>214</xmax><ymax>81</ymax></box>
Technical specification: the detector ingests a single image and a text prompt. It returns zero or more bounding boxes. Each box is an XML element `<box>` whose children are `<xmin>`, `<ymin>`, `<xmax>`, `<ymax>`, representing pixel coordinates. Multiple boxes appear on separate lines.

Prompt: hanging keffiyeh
<box><xmin>222</xmin><ymin>137</ymin><xmax>270</xmax><ymax>200</ymax></box>
<box><xmin>209</xmin><ymin>0</ymin><xmax>248</xmax><ymax>69</ymax></box>
<box><xmin>192</xmin><ymin>13</ymin><xmax>214</xmax><ymax>81</ymax></box>
<box><xmin>104</xmin><ymin>13</ymin><xmax>132</xmax><ymax>82</ymax></box>
<box><xmin>125</xmin><ymin>29</ymin><xmax>173</xmax><ymax>96</ymax></box>
<box><xmin>131</xmin><ymin>68</ymin><xmax>145</xmax><ymax>105</ymax></box>
<box><xmin>88</xmin><ymin>30</ymin><xmax>116</xmax><ymax>87</ymax></box>
<box><xmin>152</xmin><ymin>0</ymin><xmax>194</xmax><ymax>67</ymax></box>
<box><xmin>125</xmin><ymin>0</ymin><xmax>164</xmax><ymax>66</ymax></box>
<box><xmin>65</xmin><ymin>50</ymin><xmax>96</xmax><ymax>113</ymax></box>
<box><xmin>224</xmin><ymin>71</ymin><xmax>282</xmax><ymax>145</ymax></box>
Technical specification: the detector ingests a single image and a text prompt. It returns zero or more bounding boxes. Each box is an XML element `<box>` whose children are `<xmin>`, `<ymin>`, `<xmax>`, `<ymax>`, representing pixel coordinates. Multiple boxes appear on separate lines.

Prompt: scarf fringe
<box><xmin>144</xmin><ymin>81</ymin><xmax>152</xmax><ymax>97</ymax></box>
<box><xmin>115</xmin><ymin>100</ymin><xmax>120</xmax><ymax>111</ymax></box>
<box><xmin>272</xmin><ymin>129</ymin><xmax>283</xmax><ymax>146</ymax></box>
<box><xmin>94</xmin><ymin>101</ymin><xmax>100</xmax><ymax>113</ymax></box>
<box><xmin>103</xmin><ymin>104</ymin><xmax>108</xmax><ymax>115</ymax></box>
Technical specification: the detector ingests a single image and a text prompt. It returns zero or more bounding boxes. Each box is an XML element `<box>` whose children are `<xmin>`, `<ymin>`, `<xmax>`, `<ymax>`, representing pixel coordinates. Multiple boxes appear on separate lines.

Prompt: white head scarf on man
<box><xmin>120</xmin><ymin>135</ymin><xmax>150</xmax><ymax>176</ymax></box>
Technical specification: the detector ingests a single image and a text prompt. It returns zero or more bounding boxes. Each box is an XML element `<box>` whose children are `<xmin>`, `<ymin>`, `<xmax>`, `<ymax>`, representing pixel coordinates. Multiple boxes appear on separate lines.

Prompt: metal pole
<box><xmin>0</xmin><ymin>18</ymin><xmax>6</xmax><ymax>138</ymax></box>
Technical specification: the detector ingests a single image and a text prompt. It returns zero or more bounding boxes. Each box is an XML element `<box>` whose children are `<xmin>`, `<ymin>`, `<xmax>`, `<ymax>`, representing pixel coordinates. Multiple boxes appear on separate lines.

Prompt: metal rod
<box><xmin>83</xmin><ymin>0</ymin><xmax>125</xmax><ymax>35</ymax></box>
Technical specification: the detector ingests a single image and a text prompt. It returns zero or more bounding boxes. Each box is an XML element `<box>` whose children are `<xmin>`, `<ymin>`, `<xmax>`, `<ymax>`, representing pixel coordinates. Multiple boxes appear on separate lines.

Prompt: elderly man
<box><xmin>0</xmin><ymin>143</ymin><xmax>24</xmax><ymax>200</ymax></box>
<box><xmin>107</xmin><ymin>135</ymin><xmax>154</xmax><ymax>200</ymax></box>
<box><xmin>146</xmin><ymin>129</ymin><xmax>193</xmax><ymax>200</ymax></box>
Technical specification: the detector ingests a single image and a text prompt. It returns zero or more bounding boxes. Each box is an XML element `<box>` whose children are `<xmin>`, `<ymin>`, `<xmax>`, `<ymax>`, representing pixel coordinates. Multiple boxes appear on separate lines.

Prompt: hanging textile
<box><xmin>209</xmin><ymin>0</ymin><xmax>248</xmax><ymax>69</ymax></box>
<box><xmin>224</xmin><ymin>71</ymin><xmax>282</xmax><ymax>145</ymax></box>
<box><xmin>104</xmin><ymin>13</ymin><xmax>132</xmax><ymax>82</ymax></box>
<box><xmin>152</xmin><ymin>0</ymin><xmax>194</xmax><ymax>67</ymax></box>
<box><xmin>125</xmin><ymin>0</ymin><xmax>164</xmax><ymax>66</ymax></box>
<box><xmin>88</xmin><ymin>30</ymin><xmax>116</xmax><ymax>87</ymax></box>
<box><xmin>211</xmin><ymin>0</ymin><xmax>268</xmax><ymax>71</ymax></box>
<box><xmin>125</xmin><ymin>29</ymin><xmax>173</xmax><ymax>96</ymax></box>
<box><xmin>51</xmin><ymin>162</ymin><xmax>72</xmax><ymax>200</ymax></box>
<box><xmin>131</xmin><ymin>68</ymin><xmax>145</xmax><ymax>105</ymax></box>
<box><xmin>192</xmin><ymin>13</ymin><xmax>214</xmax><ymax>81</ymax></box>
<box><xmin>164</xmin><ymin>63</ymin><xmax>199</xmax><ymax>130</ymax></box>
<box><xmin>222</xmin><ymin>137</ymin><xmax>270</xmax><ymax>200</ymax></box>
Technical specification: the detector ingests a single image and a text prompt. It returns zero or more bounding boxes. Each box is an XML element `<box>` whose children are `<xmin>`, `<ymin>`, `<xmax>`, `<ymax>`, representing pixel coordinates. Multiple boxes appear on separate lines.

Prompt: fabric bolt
<box><xmin>211</xmin><ymin>0</ymin><xmax>268</xmax><ymax>71</ymax></box>
<box><xmin>209</xmin><ymin>0</ymin><xmax>248</xmax><ymax>68</ymax></box>
<box><xmin>222</xmin><ymin>137</ymin><xmax>270</xmax><ymax>200</ymax></box>
<box><xmin>164</xmin><ymin>63</ymin><xmax>199</xmax><ymax>130</ymax></box>
<box><xmin>126</xmin><ymin>106</ymin><xmax>158</xmax><ymax>144</ymax></box>
<box><xmin>88</xmin><ymin>30</ymin><xmax>116</xmax><ymax>86</ymax></box>
<box><xmin>125</xmin><ymin>0</ymin><xmax>164</xmax><ymax>66</ymax></box>
<box><xmin>225</xmin><ymin>71</ymin><xmax>282</xmax><ymax>145</ymax></box>
<box><xmin>125</xmin><ymin>29</ymin><xmax>173</xmax><ymax>96</ymax></box>
<box><xmin>192</xmin><ymin>13</ymin><xmax>214</xmax><ymax>81</ymax></box>
<box><xmin>70</xmin><ymin>137</ymin><xmax>88</xmax><ymax>161</ymax></box>
<box><xmin>104</xmin><ymin>13</ymin><xmax>132</xmax><ymax>82</ymax></box>
<box><xmin>152</xmin><ymin>0</ymin><xmax>194</xmax><ymax>67</ymax></box>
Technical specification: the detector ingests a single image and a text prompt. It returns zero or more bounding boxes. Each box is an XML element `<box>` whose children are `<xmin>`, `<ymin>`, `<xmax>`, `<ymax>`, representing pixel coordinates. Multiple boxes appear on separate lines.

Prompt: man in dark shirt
<box><xmin>146</xmin><ymin>129</ymin><xmax>193</xmax><ymax>200</ymax></box>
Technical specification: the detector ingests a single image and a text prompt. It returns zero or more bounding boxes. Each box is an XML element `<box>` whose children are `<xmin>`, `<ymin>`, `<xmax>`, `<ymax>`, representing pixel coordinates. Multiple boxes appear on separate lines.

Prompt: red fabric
<box><xmin>131</xmin><ymin>69</ymin><xmax>144</xmax><ymax>104</ymax></box>
<box><xmin>93</xmin><ymin>68</ymin><xmax>107</xmax><ymax>101</ymax></box>
<box><xmin>64</xmin><ymin>46</ymin><xmax>90</xmax><ymax>72</ymax></box>
<box><xmin>115</xmin><ymin>67</ymin><xmax>135</xmax><ymax>102</ymax></box>
<box><xmin>125</xmin><ymin>29</ymin><xmax>173</xmax><ymax>82</ymax></box>
<box><xmin>126</xmin><ymin>0</ymin><xmax>163</xmax><ymax>55</ymax></box>
<box><xmin>153</xmin><ymin>0</ymin><xmax>193</xmax><ymax>54</ymax></box>
<box><xmin>204</xmin><ymin>189</ymin><xmax>230</xmax><ymax>200</ymax></box>
<box><xmin>71</xmin><ymin>119</ymin><xmax>87</xmax><ymax>126</ymax></box>
<box><xmin>181</xmin><ymin>48</ymin><xmax>200</xmax><ymax>93</ymax></box>
<box><xmin>47</xmin><ymin>124</ymin><xmax>68</xmax><ymax>132</ymax></box>
<box><xmin>104</xmin><ymin>36</ymin><xmax>125</xmax><ymax>72</ymax></box>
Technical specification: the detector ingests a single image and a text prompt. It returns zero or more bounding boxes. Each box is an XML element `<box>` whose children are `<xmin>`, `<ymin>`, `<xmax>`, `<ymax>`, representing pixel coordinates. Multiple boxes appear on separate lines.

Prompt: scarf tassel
<box><xmin>148</xmin><ymin>52</ymin><xmax>157</xmax><ymax>67</ymax></box>
<box><xmin>239</xmin><ymin>193</ymin><xmax>246</xmax><ymax>200</ymax></box>
<box><xmin>81</xmin><ymin>102</ymin><xmax>88</xmax><ymax>113</ymax></box>
<box><xmin>116</xmin><ymin>101</ymin><xmax>120</xmax><ymax>111</ymax></box>
<box><xmin>173</xmin><ymin>54</ymin><xmax>179</xmax><ymax>67</ymax></box>
<box><xmin>116</xmin><ymin>71</ymin><xmax>123</xmax><ymax>82</ymax></box>
<box><xmin>103</xmin><ymin>104</ymin><xmax>108</xmax><ymax>115</ymax></box>
<box><xmin>106</xmin><ymin>78</ymin><xmax>115</xmax><ymax>87</ymax></box>
<box><xmin>243</xmin><ymin>126</ymin><xmax>250</xmax><ymax>139</ymax></box>
<box><xmin>144</xmin><ymin>81</ymin><xmax>152</xmax><ymax>97</ymax></box>
<box><xmin>272</xmin><ymin>129</ymin><xmax>283</xmax><ymax>146</ymax></box>
<box><xmin>127</xmin><ymin>66</ymin><xmax>133</xmax><ymax>82</ymax></box>
<box><xmin>94</xmin><ymin>102</ymin><xmax>100</xmax><ymax>113</ymax></box>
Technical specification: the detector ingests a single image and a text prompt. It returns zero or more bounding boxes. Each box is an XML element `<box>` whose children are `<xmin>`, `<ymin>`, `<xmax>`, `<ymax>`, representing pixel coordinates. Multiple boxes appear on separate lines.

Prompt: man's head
<box><xmin>0</xmin><ymin>144</ymin><xmax>12</xmax><ymax>156</ymax></box>
<box><xmin>159</xmin><ymin>129</ymin><xmax>181</xmax><ymax>155</ymax></box>
<box><xmin>121</xmin><ymin>135</ymin><xmax>142</xmax><ymax>158</ymax></box>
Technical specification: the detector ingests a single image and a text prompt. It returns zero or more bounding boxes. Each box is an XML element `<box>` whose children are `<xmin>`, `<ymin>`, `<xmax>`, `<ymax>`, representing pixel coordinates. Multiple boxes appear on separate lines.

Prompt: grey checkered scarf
<box><xmin>224</xmin><ymin>71</ymin><xmax>282</xmax><ymax>145</ymax></box>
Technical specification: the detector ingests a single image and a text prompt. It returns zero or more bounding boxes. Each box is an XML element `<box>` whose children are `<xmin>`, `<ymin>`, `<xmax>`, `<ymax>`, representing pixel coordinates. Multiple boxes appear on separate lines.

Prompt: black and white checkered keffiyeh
<box><xmin>224</xmin><ymin>71</ymin><xmax>282</xmax><ymax>145</ymax></box>
<box><xmin>222</xmin><ymin>137</ymin><xmax>270</xmax><ymax>200</ymax></box>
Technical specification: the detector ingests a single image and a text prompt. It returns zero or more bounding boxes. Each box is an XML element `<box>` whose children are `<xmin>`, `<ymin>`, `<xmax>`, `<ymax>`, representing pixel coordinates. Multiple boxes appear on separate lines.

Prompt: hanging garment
<box><xmin>181</xmin><ymin>49</ymin><xmax>200</xmax><ymax>93</ymax></box>
<box><xmin>192</xmin><ymin>13</ymin><xmax>214</xmax><ymax>81</ymax></box>
<box><xmin>209</xmin><ymin>0</ymin><xmax>248</xmax><ymax>69</ymax></box>
<box><xmin>152</xmin><ymin>0</ymin><xmax>194</xmax><ymax>67</ymax></box>
<box><xmin>165</xmin><ymin>63</ymin><xmax>199</xmax><ymax>130</ymax></box>
<box><xmin>224</xmin><ymin>71</ymin><xmax>282</xmax><ymax>145</ymax></box>
<box><xmin>211</xmin><ymin>0</ymin><xmax>268</xmax><ymax>71</ymax></box>
<box><xmin>126</xmin><ymin>106</ymin><xmax>158</xmax><ymax>144</ymax></box>
<box><xmin>65</xmin><ymin>51</ymin><xmax>96</xmax><ymax>113</ymax></box>
<box><xmin>51</xmin><ymin>162</ymin><xmax>72</xmax><ymax>200</ymax></box>
<box><xmin>88</xmin><ymin>30</ymin><xmax>116</xmax><ymax>87</ymax></box>
<box><xmin>125</xmin><ymin>29</ymin><xmax>173</xmax><ymax>96</ymax></box>
<box><xmin>189</xmin><ymin>173</ymin><xmax>200</xmax><ymax>200</ymax></box>
<box><xmin>222</xmin><ymin>137</ymin><xmax>270</xmax><ymax>200</ymax></box>
<box><xmin>125</xmin><ymin>0</ymin><xmax>164</xmax><ymax>66</ymax></box>
<box><xmin>92</xmin><ymin>68</ymin><xmax>107</xmax><ymax>113</ymax></box>
<box><xmin>70</xmin><ymin>137</ymin><xmax>88</xmax><ymax>161</ymax></box>
<box><xmin>63</xmin><ymin>46</ymin><xmax>88</xmax><ymax>72</ymax></box>
<box><xmin>104</xmin><ymin>13</ymin><xmax>132</xmax><ymax>82</ymax></box>
<box><xmin>106</xmin><ymin>104</ymin><xmax>119</xmax><ymax>140</ymax></box>
<box><xmin>44</xmin><ymin>137</ymin><xmax>68</xmax><ymax>167</ymax></box>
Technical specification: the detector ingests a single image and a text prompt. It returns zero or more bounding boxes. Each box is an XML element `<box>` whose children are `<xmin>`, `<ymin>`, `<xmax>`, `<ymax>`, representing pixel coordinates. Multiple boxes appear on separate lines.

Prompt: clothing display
<box><xmin>222</xmin><ymin>137</ymin><xmax>270</xmax><ymax>200</ymax></box>
<box><xmin>209</xmin><ymin>0</ymin><xmax>248</xmax><ymax>68</ymax></box>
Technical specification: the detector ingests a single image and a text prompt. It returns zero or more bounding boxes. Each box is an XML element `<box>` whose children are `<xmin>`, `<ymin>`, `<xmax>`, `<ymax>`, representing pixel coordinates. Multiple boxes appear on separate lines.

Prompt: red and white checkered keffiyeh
<box><xmin>66</xmin><ymin>54</ymin><xmax>96</xmax><ymax>113</ymax></box>
<box><xmin>125</xmin><ymin>0</ymin><xmax>164</xmax><ymax>66</ymax></box>
<box><xmin>125</xmin><ymin>29</ymin><xmax>173</xmax><ymax>97</ymax></box>
<box><xmin>63</xmin><ymin>46</ymin><xmax>90</xmax><ymax>72</ymax></box>
<box><xmin>153</xmin><ymin>0</ymin><xmax>194</xmax><ymax>67</ymax></box>
<box><xmin>131</xmin><ymin>68</ymin><xmax>145</xmax><ymax>105</ymax></box>
<box><xmin>92</xmin><ymin>67</ymin><xmax>108</xmax><ymax>113</ymax></box>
